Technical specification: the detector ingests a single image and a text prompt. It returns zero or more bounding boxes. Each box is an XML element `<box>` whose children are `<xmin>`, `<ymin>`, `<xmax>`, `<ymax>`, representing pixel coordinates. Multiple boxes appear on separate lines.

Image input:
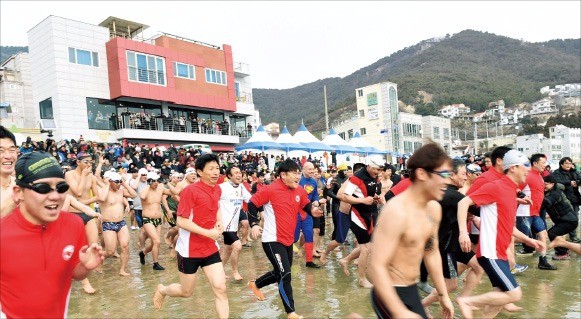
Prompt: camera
<box><xmin>517</xmin><ymin>191</ymin><xmax>526</xmax><ymax>199</ymax></box>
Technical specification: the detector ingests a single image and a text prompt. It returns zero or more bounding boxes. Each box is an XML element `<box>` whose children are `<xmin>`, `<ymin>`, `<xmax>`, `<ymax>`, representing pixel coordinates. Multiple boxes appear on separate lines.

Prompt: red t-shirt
<box><xmin>468</xmin><ymin>176</ymin><xmax>519</xmax><ymax>260</ymax></box>
<box><xmin>250</xmin><ymin>179</ymin><xmax>310</xmax><ymax>246</ymax></box>
<box><xmin>466</xmin><ymin>167</ymin><xmax>503</xmax><ymax>195</ymax></box>
<box><xmin>1</xmin><ymin>208</ymin><xmax>87</xmax><ymax>319</ymax></box>
<box><xmin>390</xmin><ymin>177</ymin><xmax>411</xmax><ymax>196</ymax></box>
<box><xmin>526</xmin><ymin>169</ymin><xmax>545</xmax><ymax>216</ymax></box>
<box><xmin>175</xmin><ymin>180</ymin><xmax>222</xmax><ymax>258</ymax></box>
<box><xmin>241</xmin><ymin>181</ymin><xmax>252</xmax><ymax>211</ymax></box>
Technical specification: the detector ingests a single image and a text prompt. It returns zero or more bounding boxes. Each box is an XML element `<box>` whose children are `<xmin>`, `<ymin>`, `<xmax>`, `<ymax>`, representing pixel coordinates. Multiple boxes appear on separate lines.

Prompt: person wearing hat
<box><xmin>338</xmin><ymin>154</ymin><xmax>385</xmax><ymax>288</ymax></box>
<box><xmin>138</xmin><ymin>171</ymin><xmax>173</xmax><ymax>271</ymax></box>
<box><xmin>0</xmin><ymin>125</ymin><xmax>18</xmax><ymax>218</ymax></box>
<box><xmin>0</xmin><ymin>152</ymin><xmax>104</xmax><ymax>318</ymax></box>
<box><xmin>97</xmin><ymin>171</ymin><xmax>137</xmax><ymax>276</ymax></box>
<box><xmin>64</xmin><ymin>151</ymin><xmax>102</xmax><ymax>294</ymax></box>
<box><xmin>542</xmin><ymin>174</ymin><xmax>579</xmax><ymax>259</ymax></box>
<box><xmin>457</xmin><ymin>149</ymin><xmax>546</xmax><ymax>318</ymax></box>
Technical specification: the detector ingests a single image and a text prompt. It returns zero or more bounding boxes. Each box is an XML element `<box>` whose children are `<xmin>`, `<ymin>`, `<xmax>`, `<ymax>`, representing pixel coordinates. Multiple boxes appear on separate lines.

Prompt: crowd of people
<box><xmin>1</xmin><ymin>123</ymin><xmax>580</xmax><ymax>319</ymax></box>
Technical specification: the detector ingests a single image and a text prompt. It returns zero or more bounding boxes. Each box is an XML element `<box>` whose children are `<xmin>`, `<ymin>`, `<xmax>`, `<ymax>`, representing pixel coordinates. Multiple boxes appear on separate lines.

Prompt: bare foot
<box><xmin>248</xmin><ymin>281</ymin><xmax>265</xmax><ymax>301</ymax></box>
<box><xmin>423</xmin><ymin>306</ymin><xmax>434</xmax><ymax>319</ymax></box>
<box><xmin>287</xmin><ymin>312</ymin><xmax>303</xmax><ymax>319</ymax></box>
<box><xmin>82</xmin><ymin>280</ymin><xmax>96</xmax><ymax>294</ymax></box>
<box><xmin>233</xmin><ymin>272</ymin><xmax>244</xmax><ymax>281</ymax></box>
<box><xmin>153</xmin><ymin>284</ymin><xmax>166</xmax><ymax>309</ymax></box>
<box><xmin>113</xmin><ymin>251</ymin><xmax>120</xmax><ymax>258</ymax></box>
<box><xmin>119</xmin><ymin>270</ymin><xmax>130</xmax><ymax>276</ymax></box>
<box><xmin>338</xmin><ymin>259</ymin><xmax>351</xmax><ymax>276</ymax></box>
<box><xmin>164</xmin><ymin>235</ymin><xmax>172</xmax><ymax>247</ymax></box>
<box><xmin>456</xmin><ymin>297</ymin><xmax>477</xmax><ymax>319</ymax></box>
<box><xmin>503</xmin><ymin>303</ymin><xmax>522</xmax><ymax>312</ymax></box>
<box><xmin>549</xmin><ymin>236</ymin><xmax>566</xmax><ymax>250</ymax></box>
<box><xmin>357</xmin><ymin>278</ymin><xmax>373</xmax><ymax>288</ymax></box>
<box><xmin>346</xmin><ymin>313</ymin><xmax>364</xmax><ymax>319</ymax></box>
<box><xmin>319</xmin><ymin>251</ymin><xmax>328</xmax><ymax>264</ymax></box>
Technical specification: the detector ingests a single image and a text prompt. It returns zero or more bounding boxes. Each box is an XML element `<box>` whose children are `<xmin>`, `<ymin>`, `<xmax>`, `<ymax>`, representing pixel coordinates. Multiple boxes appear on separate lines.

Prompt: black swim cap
<box><xmin>16</xmin><ymin>151</ymin><xmax>65</xmax><ymax>184</ymax></box>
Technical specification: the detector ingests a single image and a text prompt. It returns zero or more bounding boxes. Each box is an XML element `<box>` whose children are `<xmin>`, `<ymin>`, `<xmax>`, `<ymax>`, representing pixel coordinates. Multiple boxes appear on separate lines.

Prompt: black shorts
<box><xmin>177</xmin><ymin>251</ymin><xmax>222</xmax><ymax>275</ymax></box>
<box><xmin>441</xmin><ymin>252</ymin><xmax>458</xmax><ymax>279</ymax></box>
<box><xmin>454</xmin><ymin>249</ymin><xmax>475</xmax><ymax>266</ymax></box>
<box><xmin>312</xmin><ymin>216</ymin><xmax>325</xmax><ymax>235</ymax></box>
<box><xmin>168</xmin><ymin>213</ymin><xmax>177</xmax><ymax>227</ymax></box>
<box><xmin>371</xmin><ymin>285</ymin><xmax>427</xmax><ymax>319</ymax></box>
<box><xmin>350</xmin><ymin>218</ymin><xmax>372</xmax><ymax>244</ymax></box>
<box><xmin>134</xmin><ymin>209</ymin><xmax>143</xmax><ymax>227</ymax></box>
<box><xmin>477</xmin><ymin>257</ymin><xmax>518</xmax><ymax>292</ymax></box>
<box><xmin>469</xmin><ymin>234</ymin><xmax>479</xmax><ymax>245</ymax></box>
<box><xmin>223</xmin><ymin>231</ymin><xmax>240</xmax><ymax>245</ymax></box>
<box><xmin>239</xmin><ymin>210</ymin><xmax>248</xmax><ymax>222</ymax></box>
<box><xmin>76</xmin><ymin>212</ymin><xmax>94</xmax><ymax>225</ymax></box>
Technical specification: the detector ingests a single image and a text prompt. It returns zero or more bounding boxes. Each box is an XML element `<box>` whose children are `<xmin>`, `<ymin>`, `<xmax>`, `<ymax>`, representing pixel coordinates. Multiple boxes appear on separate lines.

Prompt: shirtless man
<box><xmin>139</xmin><ymin>171</ymin><xmax>172</xmax><ymax>270</ymax></box>
<box><xmin>98</xmin><ymin>171</ymin><xmax>137</xmax><ymax>276</ymax></box>
<box><xmin>368</xmin><ymin>143</ymin><xmax>454</xmax><ymax>319</ymax></box>
<box><xmin>0</xmin><ymin>126</ymin><xmax>18</xmax><ymax>218</ymax></box>
<box><xmin>64</xmin><ymin>151</ymin><xmax>101</xmax><ymax>294</ymax></box>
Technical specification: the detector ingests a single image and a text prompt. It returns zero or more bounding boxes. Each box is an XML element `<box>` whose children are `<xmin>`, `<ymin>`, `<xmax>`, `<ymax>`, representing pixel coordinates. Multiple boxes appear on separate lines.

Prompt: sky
<box><xmin>1</xmin><ymin>1</ymin><xmax>580</xmax><ymax>89</ymax></box>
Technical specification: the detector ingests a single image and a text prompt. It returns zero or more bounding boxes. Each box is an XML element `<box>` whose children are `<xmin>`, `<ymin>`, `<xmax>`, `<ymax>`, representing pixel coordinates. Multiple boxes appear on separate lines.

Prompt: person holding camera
<box><xmin>551</xmin><ymin>156</ymin><xmax>581</xmax><ymax>243</ymax></box>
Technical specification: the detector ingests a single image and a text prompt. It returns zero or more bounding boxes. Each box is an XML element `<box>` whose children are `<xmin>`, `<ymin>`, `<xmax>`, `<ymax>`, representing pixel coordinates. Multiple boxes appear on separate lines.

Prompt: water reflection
<box><xmin>68</xmin><ymin>227</ymin><xmax>580</xmax><ymax>318</ymax></box>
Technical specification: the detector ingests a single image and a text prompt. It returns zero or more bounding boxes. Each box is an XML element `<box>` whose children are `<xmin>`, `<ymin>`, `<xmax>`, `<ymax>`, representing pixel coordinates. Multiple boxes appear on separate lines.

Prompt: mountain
<box><xmin>0</xmin><ymin>46</ymin><xmax>28</xmax><ymax>65</ymax></box>
<box><xmin>253</xmin><ymin>30</ymin><xmax>581</xmax><ymax>134</ymax></box>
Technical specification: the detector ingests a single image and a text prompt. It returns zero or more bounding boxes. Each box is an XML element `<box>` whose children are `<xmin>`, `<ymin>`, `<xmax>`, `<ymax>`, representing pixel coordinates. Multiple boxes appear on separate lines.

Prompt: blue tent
<box><xmin>235</xmin><ymin>125</ymin><xmax>286</xmax><ymax>152</ymax></box>
<box><xmin>348</xmin><ymin>132</ymin><xmax>388</xmax><ymax>155</ymax></box>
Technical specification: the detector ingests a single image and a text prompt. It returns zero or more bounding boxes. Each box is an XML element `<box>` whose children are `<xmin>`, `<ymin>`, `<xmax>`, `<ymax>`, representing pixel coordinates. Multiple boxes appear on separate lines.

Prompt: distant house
<box><xmin>438</xmin><ymin>103</ymin><xmax>471</xmax><ymax>119</ymax></box>
<box><xmin>529</xmin><ymin>97</ymin><xmax>557</xmax><ymax>115</ymax></box>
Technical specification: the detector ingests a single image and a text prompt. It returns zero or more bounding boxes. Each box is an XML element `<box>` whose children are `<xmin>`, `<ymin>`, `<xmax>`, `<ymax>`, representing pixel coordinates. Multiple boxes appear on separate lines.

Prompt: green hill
<box><xmin>253</xmin><ymin>30</ymin><xmax>581</xmax><ymax>134</ymax></box>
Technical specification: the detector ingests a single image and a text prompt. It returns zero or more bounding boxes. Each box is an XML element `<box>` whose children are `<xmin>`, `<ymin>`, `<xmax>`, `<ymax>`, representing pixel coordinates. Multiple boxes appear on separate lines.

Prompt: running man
<box><xmin>98</xmin><ymin>171</ymin><xmax>137</xmax><ymax>276</ymax></box>
<box><xmin>153</xmin><ymin>154</ymin><xmax>228</xmax><ymax>319</ymax></box>
<box><xmin>339</xmin><ymin>155</ymin><xmax>385</xmax><ymax>288</ymax></box>
<box><xmin>64</xmin><ymin>151</ymin><xmax>101</xmax><ymax>294</ymax></box>
<box><xmin>368</xmin><ymin>143</ymin><xmax>454</xmax><ymax>319</ymax></box>
<box><xmin>1</xmin><ymin>151</ymin><xmax>104</xmax><ymax>318</ymax></box>
<box><xmin>0</xmin><ymin>125</ymin><xmax>18</xmax><ymax>217</ymax></box>
<box><xmin>421</xmin><ymin>159</ymin><xmax>484</xmax><ymax>318</ymax></box>
<box><xmin>457</xmin><ymin>150</ymin><xmax>545</xmax><ymax>318</ymax></box>
<box><xmin>139</xmin><ymin>171</ymin><xmax>173</xmax><ymax>270</ymax></box>
<box><xmin>247</xmin><ymin>159</ymin><xmax>323</xmax><ymax>319</ymax></box>
<box><xmin>294</xmin><ymin>161</ymin><xmax>322</xmax><ymax>268</ymax></box>
<box><xmin>219</xmin><ymin>165</ymin><xmax>251</xmax><ymax>281</ymax></box>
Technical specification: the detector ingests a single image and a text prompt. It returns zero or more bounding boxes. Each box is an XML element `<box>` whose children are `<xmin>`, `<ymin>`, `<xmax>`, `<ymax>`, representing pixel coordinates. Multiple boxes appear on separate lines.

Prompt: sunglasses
<box><xmin>20</xmin><ymin>182</ymin><xmax>70</xmax><ymax>194</ymax></box>
<box><xmin>110</xmin><ymin>180</ymin><xmax>122</xmax><ymax>184</ymax></box>
<box><xmin>428</xmin><ymin>170</ymin><xmax>453</xmax><ymax>179</ymax></box>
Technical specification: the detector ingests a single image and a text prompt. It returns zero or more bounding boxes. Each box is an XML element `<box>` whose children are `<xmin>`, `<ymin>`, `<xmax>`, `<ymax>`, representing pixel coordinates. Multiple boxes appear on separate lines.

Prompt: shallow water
<box><xmin>68</xmin><ymin>220</ymin><xmax>580</xmax><ymax>318</ymax></box>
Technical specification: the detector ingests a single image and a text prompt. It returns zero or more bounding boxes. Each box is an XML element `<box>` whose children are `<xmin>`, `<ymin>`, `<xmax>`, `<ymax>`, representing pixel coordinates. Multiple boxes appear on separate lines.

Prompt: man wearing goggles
<box><xmin>1</xmin><ymin>151</ymin><xmax>104</xmax><ymax>318</ymax></box>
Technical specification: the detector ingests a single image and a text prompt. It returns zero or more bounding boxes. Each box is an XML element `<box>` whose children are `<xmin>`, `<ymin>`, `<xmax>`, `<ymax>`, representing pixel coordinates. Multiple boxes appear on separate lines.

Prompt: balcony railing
<box><xmin>236</xmin><ymin>92</ymin><xmax>253</xmax><ymax>104</ymax></box>
<box><xmin>112</xmin><ymin>113</ymin><xmax>255</xmax><ymax>138</ymax></box>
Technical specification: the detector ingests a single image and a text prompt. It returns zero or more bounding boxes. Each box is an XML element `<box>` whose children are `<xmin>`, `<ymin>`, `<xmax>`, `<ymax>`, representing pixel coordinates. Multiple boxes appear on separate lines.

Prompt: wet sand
<box><xmin>68</xmin><ymin>221</ymin><xmax>580</xmax><ymax>318</ymax></box>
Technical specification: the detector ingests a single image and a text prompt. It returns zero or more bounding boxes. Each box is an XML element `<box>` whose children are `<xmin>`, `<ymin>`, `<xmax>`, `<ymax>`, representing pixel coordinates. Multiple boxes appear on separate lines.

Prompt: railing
<box><xmin>113</xmin><ymin>113</ymin><xmax>256</xmax><ymax>138</ymax></box>
<box><xmin>233</xmin><ymin>61</ymin><xmax>250</xmax><ymax>75</ymax></box>
<box><xmin>236</xmin><ymin>92</ymin><xmax>253</xmax><ymax>104</ymax></box>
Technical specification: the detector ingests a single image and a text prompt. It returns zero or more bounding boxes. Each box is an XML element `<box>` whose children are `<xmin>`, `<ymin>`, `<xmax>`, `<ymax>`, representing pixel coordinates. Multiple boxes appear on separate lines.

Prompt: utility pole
<box><xmin>474</xmin><ymin>121</ymin><xmax>478</xmax><ymax>155</ymax></box>
<box><xmin>324</xmin><ymin>85</ymin><xmax>329</xmax><ymax>133</ymax></box>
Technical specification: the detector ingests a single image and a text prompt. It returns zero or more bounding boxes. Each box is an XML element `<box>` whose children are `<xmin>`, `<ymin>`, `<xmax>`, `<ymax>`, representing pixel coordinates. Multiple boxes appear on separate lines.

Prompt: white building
<box><xmin>28</xmin><ymin>15</ymin><xmax>112</xmax><ymax>141</ymax></box>
<box><xmin>335</xmin><ymin>81</ymin><xmax>400</xmax><ymax>153</ymax></box>
<box><xmin>0</xmin><ymin>53</ymin><xmax>35</xmax><ymax>131</ymax></box>
<box><xmin>399</xmin><ymin>112</ymin><xmax>423</xmax><ymax>155</ymax></box>
<box><xmin>549</xmin><ymin>125</ymin><xmax>581</xmax><ymax>163</ymax></box>
<box><xmin>530</xmin><ymin>97</ymin><xmax>557</xmax><ymax>115</ymax></box>
<box><xmin>516</xmin><ymin>134</ymin><xmax>551</xmax><ymax>158</ymax></box>
<box><xmin>422</xmin><ymin>115</ymin><xmax>452</xmax><ymax>154</ymax></box>
<box><xmin>438</xmin><ymin>103</ymin><xmax>471</xmax><ymax>119</ymax></box>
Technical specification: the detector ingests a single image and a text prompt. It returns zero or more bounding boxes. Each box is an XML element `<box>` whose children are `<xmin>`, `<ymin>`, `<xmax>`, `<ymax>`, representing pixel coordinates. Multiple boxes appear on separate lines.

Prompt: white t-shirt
<box><xmin>219</xmin><ymin>181</ymin><xmax>251</xmax><ymax>232</ymax></box>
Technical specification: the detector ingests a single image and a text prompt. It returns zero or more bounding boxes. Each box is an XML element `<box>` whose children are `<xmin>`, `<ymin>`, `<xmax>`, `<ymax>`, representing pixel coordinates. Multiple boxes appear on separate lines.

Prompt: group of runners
<box><xmin>1</xmin><ymin>123</ymin><xmax>579</xmax><ymax>319</ymax></box>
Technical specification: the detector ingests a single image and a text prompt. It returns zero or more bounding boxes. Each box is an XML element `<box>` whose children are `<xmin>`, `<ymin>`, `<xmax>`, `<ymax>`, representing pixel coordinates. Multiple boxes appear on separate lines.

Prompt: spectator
<box><xmin>551</xmin><ymin>157</ymin><xmax>581</xmax><ymax>243</ymax></box>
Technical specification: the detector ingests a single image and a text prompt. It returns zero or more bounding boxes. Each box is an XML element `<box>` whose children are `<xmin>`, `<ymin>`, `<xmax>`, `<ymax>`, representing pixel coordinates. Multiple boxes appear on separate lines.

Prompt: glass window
<box><xmin>39</xmin><ymin>98</ymin><xmax>53</xmax><ymax>119</ymax></box>
<box><xmin>348</xmin><ymin>129</ymin><xmax>354</xmax><ymax>139</ymax></box>
<box><xmin>235</xmin><ymin>82</ymin><xmax>240</xmax><ymax>98</ymax></box>
<box><xmin>91</xmin><ymin>52</ymin><xmax>99</xmax><ymax>67</ymax></box>
<box><xmin>76</xmin><ymin>49</ymin><xmax>92</xmax><ymax>66</ymax></box>
<box><xmin>358</xmin><ymin>89</ymin><xmax>363</xmax><ymax>97</ymax></box>
<box><xmin>205</xmin><ymin>68</ymin><xmax>227</xmax><ymax>85</ymax></box>
<box><xmin>433</xmin><ymin>127</ymin><xmax>440</xmax><ymax>139</ymax></box>
<box><xmin>126</xmin><ymin>50</ymin><xmax>166</xmax><ymax>86</ymax></box>
<box><xmin>68</xmin><ymin>47</ymin><xmax>76</xmax><ymax>63</ymax></box>
<box><xmin>359</xmin><ymin>110</ymin><xmax>365</xmax><ymax>117</ymax></box>
<box><xmin>68</xmin><ymin>47</ymin><xmax>98</xmax><ymax>67</ymax></box>
<box><xmin>86</xmin><ymin>98</ymin><xmax>116</xmax><ymax>130</ymax></box>
<box><xmin>361</xmin><ymin>127</ymin><xmax>367</xmax><ymax>135</ymax></box>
